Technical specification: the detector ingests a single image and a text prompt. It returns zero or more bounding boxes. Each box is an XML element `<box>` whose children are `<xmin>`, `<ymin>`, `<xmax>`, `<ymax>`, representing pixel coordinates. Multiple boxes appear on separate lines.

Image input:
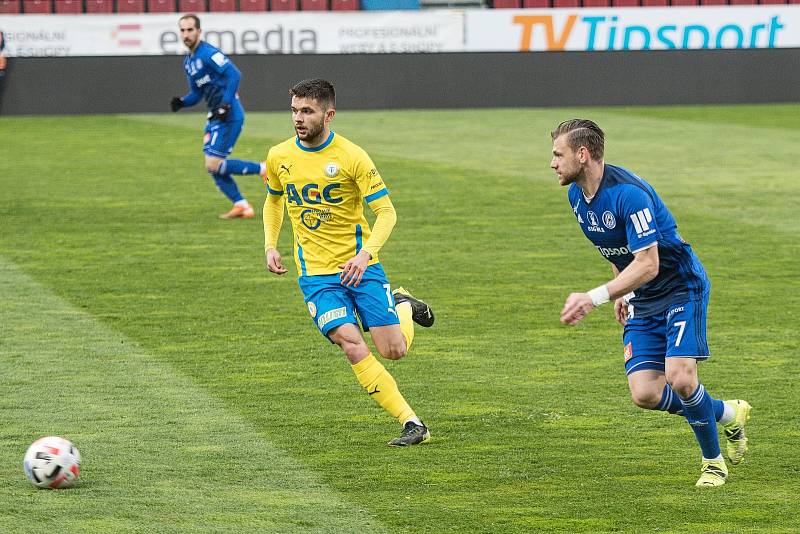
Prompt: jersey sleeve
<box><xmin>265</xmin><ymin>148</ymin><xmax>284</xmax><ymax>197</ymax></box>
<box><xmin>352</xmin><ymin>147</ymin><xmax>389</xmax><ymax>204</ymax></box>
<box><xmin>618</xmin><ymin>185</ymin><xmax>659</xmax><ymax>253</ymax></box>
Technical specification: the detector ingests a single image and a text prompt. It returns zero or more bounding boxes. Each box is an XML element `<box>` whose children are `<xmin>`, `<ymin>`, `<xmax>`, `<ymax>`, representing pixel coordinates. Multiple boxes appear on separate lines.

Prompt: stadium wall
<box><xmin>2</xmin><ymin>48</ymin><xmax>799</xmax><ymax>115</ymax></box>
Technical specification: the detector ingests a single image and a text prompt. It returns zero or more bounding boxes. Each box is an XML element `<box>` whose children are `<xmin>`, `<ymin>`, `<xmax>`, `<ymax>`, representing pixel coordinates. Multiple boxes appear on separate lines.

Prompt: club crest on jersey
<box><xmin>602</xmin><ymin>211</ymin><xmax>616</xmax><ymax>229</ymax></box>
<box><xmin>307</xmin><ymin>301</ymin><xmax>317</xmax><ymax>317</ymax></box>
<box><xmin>195</xmin><ymin>58</ymin><xmax>203</xmax><ymax>69</ymax></box>
<box><xmin>325</xmin><ymin>163</ymin><xmax>339</xmax><ymax>178</ymax></box>
<box><xmin>586</xmin><ymin>210</ymin><xmax>605</xmax><ymax>233</ymax></box>
<box><xmin>624</xmin><ymin>342</ymin><xmax>633</xmax><ymax>362</ymax></box>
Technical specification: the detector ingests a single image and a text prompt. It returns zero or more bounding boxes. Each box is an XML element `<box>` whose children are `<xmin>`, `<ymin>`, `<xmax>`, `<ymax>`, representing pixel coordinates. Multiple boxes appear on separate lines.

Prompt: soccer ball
<box><xmin>23</xmin><ymin>436</ymin><xmax>81</xmax><ymax>489</ymax></box>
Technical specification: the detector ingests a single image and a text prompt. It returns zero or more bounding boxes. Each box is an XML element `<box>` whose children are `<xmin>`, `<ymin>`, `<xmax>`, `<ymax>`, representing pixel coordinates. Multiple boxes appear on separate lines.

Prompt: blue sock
<box><xmin>658</xmin><ymin>384</ymin><xmax>725</xmax><ymax>422</ymax></box>
<box><xmin>679</xmin><ymin>384</ymin><xmax>721</xmax><ymax>459</ymax></box>
<box><xmin>219</xmin><ymin>159</ymin><xmax>261</xmax><ymax>176</ymax></box>
<box><xmin>656</xmin><ymin>384</ymin><xmax>684</xmax><ymax>415</ymax></box>
<box><xmin>210</xmin><ymin>172</ymin><xmax>244</xmax><ymax>203</ymax></box>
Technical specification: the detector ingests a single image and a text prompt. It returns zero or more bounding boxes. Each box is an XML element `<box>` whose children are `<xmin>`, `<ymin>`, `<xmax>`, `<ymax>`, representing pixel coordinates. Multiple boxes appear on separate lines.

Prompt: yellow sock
<box><xmin>396</xmin><ymin>301</ymin><xmax>415</xmax><ymax>352</ymax></box>
<box><xmin>351</xmin><ymin>353</ymin><xmax>416</xmax><ymax>424</ymax></box>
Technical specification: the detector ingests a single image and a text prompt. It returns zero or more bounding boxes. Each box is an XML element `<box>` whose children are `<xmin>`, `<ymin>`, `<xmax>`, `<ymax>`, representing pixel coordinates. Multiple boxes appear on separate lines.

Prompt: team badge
<box><xmin>324</xmin><ymin>163</ymin><xmax>339</xmax><ymax>178</ymax></box>
<box><xmin>587</xmin><ymin>211</ymin><xmax>600</xmax><ymax>227</ymax></box>
<box><xmin>195</xmin><ymin>58</ymin><xmax>203</xmax><ymax>69</ymax></box>
<box><xmin>307</xmin><ymin>301</ymin><xmax>317</xmax><ymax>317</ymax></box>
<box><xmin>203</xmin><ymin>132</ymin><xmax>211</xmax><ymax>143</ymax></box>
<box><xmin>624</xmin><ymin>342</ymin><xmax>633</xmax><ymax>362</ymax></box>
<box><xmin>602</xmin><ymin>211</ymin><xmax>616</xmax><ymax>229</ymax></box>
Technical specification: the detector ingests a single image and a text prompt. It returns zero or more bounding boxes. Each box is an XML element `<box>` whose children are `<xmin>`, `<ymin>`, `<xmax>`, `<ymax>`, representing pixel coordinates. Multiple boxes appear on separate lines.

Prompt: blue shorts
<box><xmin>297</xmin><ymin>263</ymin><xmax>400</xmax><ymax>340</ymax></box>
<box><xmin>623</xmin><ymin>294</ymin><xmax>710</xmax><ymax>376</ymax></box>
<box><xmin>203</xmin><ymin>119</ymin><xmax>243</xmax><ymax>158</ymax></box>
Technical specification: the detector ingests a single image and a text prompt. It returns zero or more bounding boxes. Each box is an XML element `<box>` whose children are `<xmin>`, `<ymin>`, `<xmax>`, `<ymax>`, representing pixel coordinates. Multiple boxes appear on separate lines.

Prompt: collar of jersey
<box><xmin>296</xmin><ymin>131</ymin><xmax>334</xmax><ymax>152</ymax></box>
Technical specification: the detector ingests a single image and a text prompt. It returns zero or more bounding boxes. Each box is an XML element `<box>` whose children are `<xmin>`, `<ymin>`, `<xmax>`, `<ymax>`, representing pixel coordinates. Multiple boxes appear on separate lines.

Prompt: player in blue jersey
<box><xmin>170</xmin><ymin>14</ymin><xmax>263</xmax><ymax>220</ymax></box>
<box><xmin>550</xmin><ymin>119</ymin><xmax>751</xmax><ymax>487</ymax></box>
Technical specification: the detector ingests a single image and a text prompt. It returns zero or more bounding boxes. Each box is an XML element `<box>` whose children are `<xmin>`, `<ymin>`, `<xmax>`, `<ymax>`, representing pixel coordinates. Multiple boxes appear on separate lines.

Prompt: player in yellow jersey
<box><xmin>262</xmin><ymin>79</ymin><xmax>434</xmax><ymax>446</ymax></box>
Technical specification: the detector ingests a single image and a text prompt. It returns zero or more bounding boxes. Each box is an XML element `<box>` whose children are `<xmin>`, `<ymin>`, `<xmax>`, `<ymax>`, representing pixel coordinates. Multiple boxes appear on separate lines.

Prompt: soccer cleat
<box><xmin>695</xmin><ymin>458</ymin><xmax>728</xmax><ymax>487</ymax></box>
<box><xmin>387</xmin><ymin>421</ymin><xmax>430</xmax><ymax>447</ymax></box>
<box><xmin>392</xmin><ymin>287</ymin><xmax>434</xmax><ymax>327</ymax></box>
<box><xmin>723</xmin><ymin>400</ymin><xmax>752</xmax><ymax>465</ymax></box>
<box><xmin>219</xmin><ymin>204</ymin><xmax>255</xmax><ymax>220</ymax></box>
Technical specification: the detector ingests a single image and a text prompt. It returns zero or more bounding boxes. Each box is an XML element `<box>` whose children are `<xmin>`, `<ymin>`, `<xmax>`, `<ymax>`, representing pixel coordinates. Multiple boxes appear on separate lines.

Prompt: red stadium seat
<box><xmin>522</xmin><ymin>0</ymin><xmax>548</xmax><ymax>6</ymax></box>
<box><xmin>612</xmin><ymin>0</ymin><xmax>639</xmax><ymax>5</ymax></box>
<box><xmin>492</xmin><ymin>0</ymin><xmax>520</xmax><ymax>6</ymax></box>
<box><xmin>239</xmin><ymin>0</ymin><xmax>267</xmax><ymax>9</ymax></box>
<box><xmin>148</xmin><ymin>0</ymin><xmax>176</xmax><ymax>11</ymax></box>
<box><xmin>209</xmin><ymin>0</ymin><xmax>235</xmax><ymax>10</ymax></box>
<box><xmin>179</xmin><ymin>0</ymin><xmax>206</xmax><ymax>11</ymax></box>
<box><xmin>117</xmin><ymin>0</ymin><xmax>145</xmax><ymax>11</ymax></box>
<box><xmin>669</xmin><ymin>0</ymin><xmax>698</xmax><ymax>5</ymax></box>
<box><xmin>551</xmin><ymin>0</ymin><xmax>579</xmax><ymax>6</ymax></box>
<box><xmin>54</xmin><ymin>0</ymin><xmax>81</xmax><ymax>12</ymax></box>
<box><xmin>330</xmin><ymin>0</ymin><xmax>357</xmax><ymax>9</ymax></box>
<box><xmin>85</xmin><ymin>0</ymin><xmax>114</xmax><ymax>12</ymax></box>
<box><xmin>0</xmin><ymin>0</ymin><xmax>21</xmax><ymax>12</ymax></box>
<box><xmin>582</xmin><ymin>0</ymin><xmax>609</xmax><ymax>6</ymax></box>
<box><xmin>300</xmin><ymin>0</ymin><xmax>328</xmax><ymax>9</ymax></box>
<box><xmin>699</xmin><ymin>0</ymin><xmax>726</xmax><ymax>4</ymax></box>
<box><xmin>728</xmin><ymin>0</ymin><xmax>757</xmax><ymax>4</ymax></box>
<box><xmin>641</xmin><ymin>0</ymin><xmax>667</xmax><ymax>4</ymax></box>
<box><xmin>270</xmin><ymin>0</ymin><xmax>297</xmax><ymax>9</ymax></box>
<box><xmin>23</xmin><ymin>0</ymin><xmax>52</xmax><ymax>12</ymax></box>
<box><xmin>759</xmin><ymin>0</ymin><xmax>787</xmax><ymax>3</ymax></box>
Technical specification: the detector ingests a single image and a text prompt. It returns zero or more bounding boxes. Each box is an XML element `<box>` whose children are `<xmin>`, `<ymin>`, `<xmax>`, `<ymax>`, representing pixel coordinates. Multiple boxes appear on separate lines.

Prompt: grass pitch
<box><xmin>0</xmin><ymin>104</ymin><xmax>798</xmax><ymax>533</ymax></box>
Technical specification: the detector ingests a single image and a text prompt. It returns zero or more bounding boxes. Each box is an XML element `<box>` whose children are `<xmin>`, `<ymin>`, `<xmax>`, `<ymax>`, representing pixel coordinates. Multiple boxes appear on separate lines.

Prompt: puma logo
<box><xmin>368</xmin><ymin>386</ymin><xmax>381</xmax><ymax>396</ymax></box>
<box><xmin>280</xmin><ymin>163</ymin><xmax>292</xmax><ymax>174</ymax></box>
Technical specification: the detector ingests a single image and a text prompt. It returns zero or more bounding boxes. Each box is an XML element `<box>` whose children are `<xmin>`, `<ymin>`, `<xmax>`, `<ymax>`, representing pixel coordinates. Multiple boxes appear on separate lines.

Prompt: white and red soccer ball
<box><xmin>23</xmin><ymin>436</ymin><xmax>81</xmax><ymax>489</ymax></box>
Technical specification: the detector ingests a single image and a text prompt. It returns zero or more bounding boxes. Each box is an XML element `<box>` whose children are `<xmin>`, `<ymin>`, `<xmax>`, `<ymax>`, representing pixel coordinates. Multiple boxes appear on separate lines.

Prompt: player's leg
<box><xmin>664</xmin><ymin>298</ymin><xmax>748</xmax><ymax>486</ymax></box>
<box><xmin>202</xmin><ymin>121</ymin><xmax>253</xmax><ymax>219</ymax></box>
<box><xmin>346</xmin><ymin>266</ymin><xmax>430</xmax><ymax>446</ymax></box>
<box><xmin>300</xmin><ymin>273</ymin><xmax>427</xmax><ymax>446</ymax></box>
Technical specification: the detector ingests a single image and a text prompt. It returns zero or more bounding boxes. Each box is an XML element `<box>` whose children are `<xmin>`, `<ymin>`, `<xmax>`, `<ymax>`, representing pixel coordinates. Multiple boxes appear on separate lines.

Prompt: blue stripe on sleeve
<box><xmin>297</xmin><ymin>242</ymin><xmax>307</xmax><ymax>277</ymax></box>
<box><xmin>267</xmin><ymin>186</ymin><xmax>284</xmax><ymax>196</ymax></box>
<box><xmin>365</xmin><ymin>188</ymin><xmax>389</xmax><ymax>203</ymax></box>
<box><xmin>355</xmin><ymin>224</ymin><xmax>362</xmax><ymax>254</ymax></box>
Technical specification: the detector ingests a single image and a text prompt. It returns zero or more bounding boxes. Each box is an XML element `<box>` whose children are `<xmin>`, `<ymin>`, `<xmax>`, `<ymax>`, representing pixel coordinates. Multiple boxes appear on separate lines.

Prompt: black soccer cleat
<box><xmin>387</xmin><ymin>421</ymin><xmax>431</xmax><ymax>447</ymax></box>
<box><xmin>392</xmin><ymin>287</ymin><xmax>435</xmax><ymax>327</ymax></box>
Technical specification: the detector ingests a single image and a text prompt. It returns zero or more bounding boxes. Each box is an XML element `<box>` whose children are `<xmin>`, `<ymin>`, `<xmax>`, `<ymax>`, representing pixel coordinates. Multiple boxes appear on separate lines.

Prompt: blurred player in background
<box><xmin>263</xmin><ymin>79</ymin><xmax>434</xmax><ymax>447</ymax></box>
<box><xmin>0</xmin><ymin>30</ymin><xmax>8</xmax><ymax>114</ymax></box>
<box><xmin>170</xmin><ymin>14</ymin><xmax>262</xmax><ymax>220</ymax></box>
<box><xmin>550</xmin><ymin>119</ymin><xmax>751</xmax><ymax>487</ymax></box>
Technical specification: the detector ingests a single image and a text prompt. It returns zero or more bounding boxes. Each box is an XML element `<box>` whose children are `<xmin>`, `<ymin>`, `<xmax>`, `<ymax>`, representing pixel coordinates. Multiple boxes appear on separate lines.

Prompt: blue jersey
<box><xmin>567</xmin><ymin>164</ymin><xmax>709</xmax><ymax>317</ymax></box>
<box><xmin>181</xmin><ymin>41</ymin><xmax>244</xmax><ymax>121</ymax></box>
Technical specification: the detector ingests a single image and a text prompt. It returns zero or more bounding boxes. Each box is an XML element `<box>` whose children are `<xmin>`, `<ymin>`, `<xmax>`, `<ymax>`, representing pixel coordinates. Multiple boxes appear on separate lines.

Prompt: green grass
<box><xmin>0</xmin><ymin>104</ymin><xmax>798</xmax><ymax>533</ymax></box>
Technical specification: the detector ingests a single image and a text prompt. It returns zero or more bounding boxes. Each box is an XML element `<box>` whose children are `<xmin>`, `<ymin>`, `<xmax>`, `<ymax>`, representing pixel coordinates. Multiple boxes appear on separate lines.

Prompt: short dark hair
<box><xmin>551</xmin><ymin>119</ymin><xmax>605</xmax><ymax>160</ymax></box>
<box><xmin>179</xmin><ymin>14</ymin><xmax>201</xmax><ymax>30</ymax></box>
<box><xmin>289</xmin><ymin>79</ymin><xmax>336</xmax><ymax>109</ymax></box>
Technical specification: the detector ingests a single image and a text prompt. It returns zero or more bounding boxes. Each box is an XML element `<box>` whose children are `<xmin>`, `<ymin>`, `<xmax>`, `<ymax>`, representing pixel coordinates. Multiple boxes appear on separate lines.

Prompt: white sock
<box><xmin>719</xmin><ymin>401</ymin><xmax>736</xmax><ymax>426</ymax></box>
<box><xmin>234</xmin><ymin>199</ymin><xmax>250</xmax><ymax>208</ymax></box>
<box><xmin>404</xmin><ymin>417</ymin><xmax>423</xmax><ymax>427</ymax></box>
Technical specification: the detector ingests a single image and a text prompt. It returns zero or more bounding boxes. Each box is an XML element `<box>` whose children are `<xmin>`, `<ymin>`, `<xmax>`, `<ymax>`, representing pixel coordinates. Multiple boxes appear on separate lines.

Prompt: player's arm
<box><xmin>263</xmin><ymin>157</ymin><xmax>288</xmax><ymax>275</ymax></box>
<box><xmin>339</xmin><ymin>195</ymin><xmax>396</xmax><ymax>287</ymax></box>
<box><xmin>171</xmin><ymin>73</ymin><xmax>201</xmax><ymax>111</ymax></box>
<box><xmin>208</xmin><ymin>56</ymin><xmax>240</xmax><ymax>121</ymax></box>
<box><xmin>561</xmin><ymin>244</ymin><xmax>659</xmax><ymax>326</ymax></box>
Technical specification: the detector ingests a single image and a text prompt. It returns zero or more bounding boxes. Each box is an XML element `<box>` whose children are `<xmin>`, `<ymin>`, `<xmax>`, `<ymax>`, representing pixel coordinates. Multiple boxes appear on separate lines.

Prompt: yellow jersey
<box><xmin>265</xmin><ymin>131</ymin><xmax>390</xmax><ymax>276</ymax></box>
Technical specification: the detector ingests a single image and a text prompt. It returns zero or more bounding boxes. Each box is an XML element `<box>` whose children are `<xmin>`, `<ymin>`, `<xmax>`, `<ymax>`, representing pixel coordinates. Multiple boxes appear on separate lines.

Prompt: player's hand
<box><xmin>339</xmin><ymin>250</ymin><xmax>371</xmax><ymax>287</ymax></box>
<box><xmin>560</xmin><ymin>292</ymin><xmax>594</xmax><ymax>326</ymax></box>
<box><xmin>208</xmin><ymin>103</ymin><xmax>231</xmax><ymax>121</ymax></box>
<box><xmin>170</xmin><ymin>97</ymin><xmax>183</xmax><ymax>112</ymax></box>
<box><xmin>266</xmin><ymin>248</ymin><xmax>288</xmax><ymax>276</ymax></box>
<box><xmin>614</xmin><ymin>297</ymin><xmax>628</xmax><ymax>326</ymax></box>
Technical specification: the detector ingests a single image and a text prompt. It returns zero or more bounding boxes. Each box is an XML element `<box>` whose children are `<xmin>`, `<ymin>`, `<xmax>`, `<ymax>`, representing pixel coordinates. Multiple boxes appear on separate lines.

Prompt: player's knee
<box><xmin>629</xmin><ymin>389</ymin><xmax>661</xmax><ymax>410</ymax></box>
<box><xmin>205</xmin><ymin>157</ymin><xmax>223</xmax><ymax>173</ymax></box>
<box><xmin>378</xmin><ymin>339</ymin><xmax>407</xmax><ymax>361</ymax></box>
<box><xmin>665</xmin><ymin>374</ymin><xmax>696</xmax><ymax>398</ymax></box>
